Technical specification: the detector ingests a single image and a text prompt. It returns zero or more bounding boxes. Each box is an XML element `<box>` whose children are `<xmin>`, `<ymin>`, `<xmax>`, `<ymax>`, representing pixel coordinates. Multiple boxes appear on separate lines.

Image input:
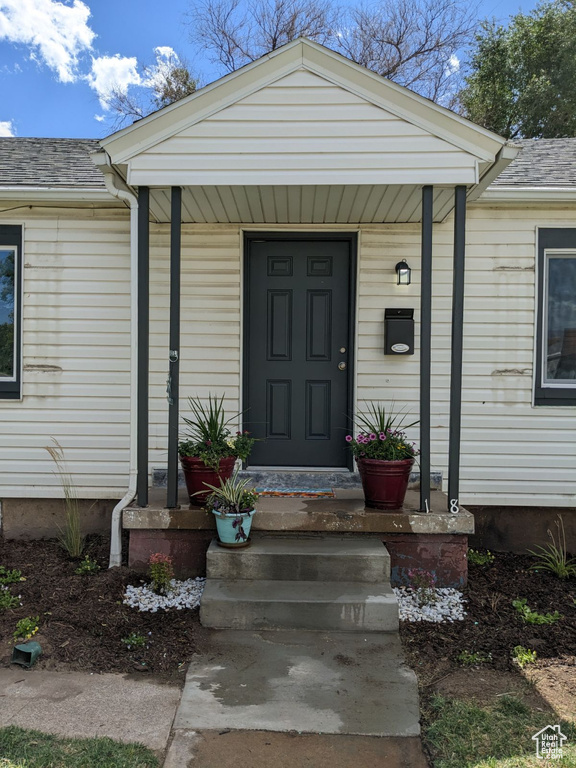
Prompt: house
<box><xmin>0</xmin><ymin>39</ymin><xmax>574</xmax><ymax>580</ymax></box>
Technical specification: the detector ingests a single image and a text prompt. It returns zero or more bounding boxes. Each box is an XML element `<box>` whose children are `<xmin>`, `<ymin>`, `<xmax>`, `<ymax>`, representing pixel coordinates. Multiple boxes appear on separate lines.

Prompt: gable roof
<box><xmin>491</xmin><ymin>138</ymin><xmax>576</xmax><ymax>187</ymax></box>
<box><xmin>101</xmin><ymin>37</ymin><xmax>507</xmax><ymax>170</ymax></box>
<box><xmin>0</xmin><ymin>138</ymin><xmax>105</xmax><ymax>188</ymax></box>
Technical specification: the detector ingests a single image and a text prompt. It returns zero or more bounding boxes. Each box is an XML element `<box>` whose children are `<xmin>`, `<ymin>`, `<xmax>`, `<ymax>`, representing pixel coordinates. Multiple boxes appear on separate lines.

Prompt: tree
<box><xmin>105</xmin><ymin>49</ymin><xmax>198</xmax><ymax>130</ymax></box>
<box><xmin>459</xmin><ymin>0</ymin><xmax>576</xmax><ymax>138</ymax></box>
<box><xmin>188</xmin><ymin>0</ymin><xmax>474</xmax><ymax>102</ymax></box>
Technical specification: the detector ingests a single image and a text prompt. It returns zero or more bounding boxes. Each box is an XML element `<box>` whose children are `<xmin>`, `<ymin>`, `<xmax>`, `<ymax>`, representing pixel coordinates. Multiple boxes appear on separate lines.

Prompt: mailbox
<box><xmin>384</xmin><ymin>308</ymin><xmax>414</xmax><ymax>355</ymax></box>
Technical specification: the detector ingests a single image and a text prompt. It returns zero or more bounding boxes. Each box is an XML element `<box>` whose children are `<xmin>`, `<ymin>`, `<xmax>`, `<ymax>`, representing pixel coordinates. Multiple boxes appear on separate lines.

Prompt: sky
<box><xmin>0</xmin><ymin>0</ymin><xmax>542</xmax><ymax>140</ymax></box>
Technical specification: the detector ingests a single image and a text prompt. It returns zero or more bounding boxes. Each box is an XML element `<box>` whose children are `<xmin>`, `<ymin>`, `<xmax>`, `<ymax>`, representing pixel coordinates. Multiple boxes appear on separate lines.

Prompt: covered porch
<box><xmin>93</xmin><ymin>38</ymin><xmax>517</xmax><ymax>581</ymax></box>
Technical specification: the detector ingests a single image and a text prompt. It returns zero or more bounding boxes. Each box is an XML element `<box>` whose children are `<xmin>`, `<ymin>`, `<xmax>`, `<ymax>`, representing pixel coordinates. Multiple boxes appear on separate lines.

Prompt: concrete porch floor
<box><xmin>124</xmin><ymin>487</ymin><xmax>474</xmax><ymax>536</ymax></box>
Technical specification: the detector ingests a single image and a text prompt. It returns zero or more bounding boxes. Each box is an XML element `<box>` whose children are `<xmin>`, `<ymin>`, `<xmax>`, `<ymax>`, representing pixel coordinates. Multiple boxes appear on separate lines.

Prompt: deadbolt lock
<box><xmin>338</xmin><ymin>362</ymin><xmax>347</xmax><ymax>371</ymax></box>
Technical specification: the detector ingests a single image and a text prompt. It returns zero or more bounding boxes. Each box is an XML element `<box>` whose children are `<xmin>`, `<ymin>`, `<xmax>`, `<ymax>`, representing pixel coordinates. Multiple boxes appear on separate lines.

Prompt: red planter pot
<box><xmin>179</xmin><ymin>455</ymin><xmax>237</xmax><ymax>506</ymax></box>
<box><xmin>356</xmin><ymin>457</ymin><xmax>414</xmax><ymax>511</ymax></box>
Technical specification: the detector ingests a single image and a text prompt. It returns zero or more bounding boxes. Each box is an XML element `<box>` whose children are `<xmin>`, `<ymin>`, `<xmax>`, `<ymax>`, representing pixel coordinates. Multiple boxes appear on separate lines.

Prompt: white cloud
<box><xmin>0</xmin><ymin>120</ymin><xmax>15</xmax><ymax>136</ymax></box>
<box><xmin>87</xmin><ymin>53</ymin><xmax>141</xmax><ymax>108</ymax></box>
<box><xmin>0</xmin><ymin>0</ymin><xmax>95</xmax><ymax>83</ymax></box>
<box><xmin>142</xmin><ymin>46</ymin><xmax>180</xmax><ymax>91</ymax></box>
<box><xmin>447</xmin><ymin>55</ymin><xmax>460</xmax><ymax>75</ymax></box>
<box><xmin>93</xmin><ymin>113</ymin><xmax>105</xmax><ymax>122</ymax></box>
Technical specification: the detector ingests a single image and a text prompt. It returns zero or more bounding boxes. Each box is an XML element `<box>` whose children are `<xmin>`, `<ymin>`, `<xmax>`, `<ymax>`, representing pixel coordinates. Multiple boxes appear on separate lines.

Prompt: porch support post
<box><xmin>166</xmin><ymin>187</ymin><xmax>182</xmax><ymax>509</ymax></box>
<box><xmin>448</xmin><ymin>185</ymin><xmax>467</xmax><ymax>513</ymax></box>
<box><xmin>137</xmin><ymin>186</ymin><xmax>150</xmax><ymax>507</ymax></box>
<box><xmin>419</xmin><ymin>185</ymin><xmax>433</xmax><ymax>512</ymax></box>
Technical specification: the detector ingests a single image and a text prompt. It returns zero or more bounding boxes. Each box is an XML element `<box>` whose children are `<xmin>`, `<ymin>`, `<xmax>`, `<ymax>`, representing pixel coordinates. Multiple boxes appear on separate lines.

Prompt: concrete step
<box><xmin>206</xmin><ymin>537</ymin><xmax>390</xmax><ymax>582</ymax></box>
<box><xmin>200</xmin><ymin>579</ymin><xmax>399</xmax><ymax>632</ymax></box>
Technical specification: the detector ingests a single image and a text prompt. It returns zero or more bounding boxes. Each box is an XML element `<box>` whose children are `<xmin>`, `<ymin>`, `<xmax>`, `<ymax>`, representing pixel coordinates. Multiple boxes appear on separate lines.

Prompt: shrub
<box><xmin>528</xmin><ymin>516</ymin><xmax>576</xmax><ymax>579</ymax></box>
<box><xmin>512</xmin><ymin>598</ymin><xmax>561</xmax><ymax>625</ymax></box>
<box><xmin>148</xmin><ymin>553</ymin><xmax>174</xmax><ymax>595</ymax></box>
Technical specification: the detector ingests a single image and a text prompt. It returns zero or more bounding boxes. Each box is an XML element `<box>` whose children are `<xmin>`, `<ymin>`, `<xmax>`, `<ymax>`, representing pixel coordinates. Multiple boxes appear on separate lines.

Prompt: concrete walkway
<box><xmin>0</xmin><ymin>630</ymin><xmax>427</xmax><ymax>767</ymax></box>
<box><xmin>0</xmin><ymin>667</ymin><xmax>180</xmax><ymax>755</ymax></box>
<box><xmin>174</xmin><ymin>630</ymin><xmax>419</xmax><ymax>736</ymax></box>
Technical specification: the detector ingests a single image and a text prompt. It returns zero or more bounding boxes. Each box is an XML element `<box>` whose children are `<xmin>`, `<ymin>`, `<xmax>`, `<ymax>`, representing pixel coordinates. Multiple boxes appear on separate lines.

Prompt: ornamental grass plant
<box><xmin>346</xmin><ymin>402</ymin><xmax>419</xmax><ymax>461</ymax></box>
<box><xmin>178</xmin><ymin>394</ymin><xmax>255</xmax><ymax>469</ymax></box>
<box><xmin>201</xmin><ymin>469</ymin><xmax>259</xmax><ymax>516</ymax></box>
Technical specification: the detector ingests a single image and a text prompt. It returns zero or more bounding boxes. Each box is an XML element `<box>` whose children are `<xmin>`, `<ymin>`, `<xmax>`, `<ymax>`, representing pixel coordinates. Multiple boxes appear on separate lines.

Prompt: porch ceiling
<box><xmin>148</xmin><ymin>184</ymin><xmax>459</xmax><ymax>224</ymax></box>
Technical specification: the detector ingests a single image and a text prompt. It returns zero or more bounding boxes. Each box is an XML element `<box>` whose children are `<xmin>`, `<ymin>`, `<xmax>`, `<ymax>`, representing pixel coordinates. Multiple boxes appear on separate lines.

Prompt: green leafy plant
<box><xmin>13</xmin><ymin>616</ymin><xmax>40</xmax><ymax>642</ymax></box>
<box><xmin>0</xmin><ymin>566</ymin><xmax>24</xmax><ymax>586</ymax></box>
<box><xmin>202</xmin><ymin>469</ymin><xmax>259</xmax><ymax>542</ymax></box>
<box><xmin>408</xmin><ymin>567</ymin><xmax>437</xmax><ymax>606</ymax></box>
<box><xmin>178</xmin><ymin>394</ymin><xmax>256</xmax><ymax>469</ymax></box>
<box><xmin>512</xmin><ymin>598</ymin><xmax>562</xmax><ymax>625</ymax></box>
<box><xmin>121</xmin><ymin>632</ymin><xmax>147</xmax><ymax>650</ymax></box>
<box><xmin>74</xmin><ymin>555</ymin><xmax>100</xmax><ymax>575</ymax></box>
<box><xmin>148</xmin><ymin>553</ymin><xmax>174</xmax><ymax>595</ymax></box>
<box><xmin>46</xmin><ymin>438</ymin><xmax>84</xmax><ymax>559</ymax></box>
<box><xmin>528</xmin><ymin>516</ymin><xmax>576</xmax><ymax>579</ymax></box>
<box><xmin>456</xmin><ymin>649</ymin><xmax>492</xmax><ymax>666</ymax></box>
<box><xmin>512</xmin><ymin>645</ymin><xmax>537</xmax><ymax>669</ymax></box>
<box><xmin>467</xmin><ymin>549</ymin><xmax>495</xmax><ymax>566</ymax></box>
<box><xmin>346</xmin><ymin>402</ymin><xmax>419</xmax><ymax>461</ymax></box>
<box><xmin>0</xmin><ymin>588</ymin><xmax>21</xmax><ymax>613</ymax></box>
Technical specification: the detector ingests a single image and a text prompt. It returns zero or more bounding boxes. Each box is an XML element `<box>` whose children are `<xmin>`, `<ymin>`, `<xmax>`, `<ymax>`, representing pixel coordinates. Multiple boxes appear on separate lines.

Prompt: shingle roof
<box><xmin>491</xmin><ymin>138</ymin><xmax>576</xmax><ymax>187</ymax></box>
<box><xmin>1</xmin><ymin>136</ymin><xmax>575</xmax><ymax>191</ymax></box>
<box><xmin>0</xmin><ymin>137</ymin><xmax>105</xmax><ymax>188</ymax></box>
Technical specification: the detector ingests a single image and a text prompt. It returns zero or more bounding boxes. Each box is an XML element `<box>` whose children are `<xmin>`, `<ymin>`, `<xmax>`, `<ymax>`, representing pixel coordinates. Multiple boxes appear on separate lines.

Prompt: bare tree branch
<box><xmin>189</xmin><ymin>0</ymin><xmax>340</xmax><ymax>71</ymax></box>
<box><xmin>189</xmin><ymin>0</ymin><xmax>473</xmax><ymax>104</ymax></box>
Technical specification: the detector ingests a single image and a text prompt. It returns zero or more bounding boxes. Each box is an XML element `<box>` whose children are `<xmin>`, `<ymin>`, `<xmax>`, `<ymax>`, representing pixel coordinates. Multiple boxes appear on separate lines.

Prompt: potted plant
<box><xmin>178</xmin><ymin>394</ymin><xmax>255</xmax><ymax>506</ymax></box>
<box><xmin>346</xmin><ymin>403</ymin><xmax>419</xmax><ymax>510</ymax></box>
<box><xmin>202</xmin><ymin>469</ymin><xmax>259</xmax><ymax>548</ymax></box>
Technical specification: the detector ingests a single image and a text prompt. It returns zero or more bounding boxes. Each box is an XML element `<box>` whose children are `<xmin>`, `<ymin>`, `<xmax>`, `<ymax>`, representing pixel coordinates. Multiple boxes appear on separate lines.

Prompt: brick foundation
<box><xmin>129</xmin><ymin>529</ymin><xmax>214</xmax><ymax>578</ymax></box>
<box><xmin>382</xmin><ymin>533</ymin><xmax>468</xmax><ymax>588</ymax></box>
<box><xmin>129</xmin><ymin>529</ymin><xmax>468</xmax><ymax>586</ymax></box>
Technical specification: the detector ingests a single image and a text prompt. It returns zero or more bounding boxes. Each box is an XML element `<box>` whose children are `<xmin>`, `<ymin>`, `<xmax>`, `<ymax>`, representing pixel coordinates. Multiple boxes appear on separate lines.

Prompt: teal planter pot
<box><xmin>213</xmin><ymin>510</ymin><xmax>255</xmax><ymax>548</ymax></box>
<box><xmin>11</xmin><ymin>641</ymin><xmax>42</xmax><ymax>668</ymax></box>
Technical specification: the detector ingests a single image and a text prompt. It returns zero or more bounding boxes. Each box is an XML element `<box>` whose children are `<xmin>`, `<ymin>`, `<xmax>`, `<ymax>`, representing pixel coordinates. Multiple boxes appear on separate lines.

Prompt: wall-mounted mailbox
<box><xmin>384</xmin><ymin>308</ymin><xmax>414</xmax><ymax>355</ymax></box>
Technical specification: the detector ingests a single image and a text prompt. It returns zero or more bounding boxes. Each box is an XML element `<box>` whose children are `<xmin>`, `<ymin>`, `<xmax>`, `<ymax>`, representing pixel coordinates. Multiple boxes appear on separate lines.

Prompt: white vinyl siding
<box><xmin>128</xmin><ymin>70</ymin><xmax>479</xmax><ymax>188</ymax></box>
<box><xmin>359</xmin><ymin>207</ymin><xmax>576</xmax><ymax>507</ymax></box>
<box><xmin>1</xmin><ymin>205</ymin><xmax>574</xmax><ymax>508</ymax></box>
<box><xmin>0</xmin><ymin>207</ymin><xmax>131</xmax><ymax>498</ymax></box>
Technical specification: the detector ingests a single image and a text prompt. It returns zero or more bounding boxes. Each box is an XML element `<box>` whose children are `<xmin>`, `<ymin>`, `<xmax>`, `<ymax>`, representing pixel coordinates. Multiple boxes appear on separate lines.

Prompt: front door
<box><xmin>244</xmin><ymin>235</ymin><xmax>355</xmax><ymax>467</ymax></box>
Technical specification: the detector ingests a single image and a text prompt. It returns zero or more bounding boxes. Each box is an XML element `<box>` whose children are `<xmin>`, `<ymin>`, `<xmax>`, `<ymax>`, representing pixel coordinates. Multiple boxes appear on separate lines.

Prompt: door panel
<box><xmin>245</xmin><ymin>237</ymin><xmax>353</xmax><ymax>467</ymax></box>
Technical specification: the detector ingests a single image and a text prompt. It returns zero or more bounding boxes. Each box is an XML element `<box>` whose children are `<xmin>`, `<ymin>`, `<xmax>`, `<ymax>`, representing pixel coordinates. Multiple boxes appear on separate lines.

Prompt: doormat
<box><xmin>255</xmin><ymin>488</ymin><xmax>335</xmax><ymax>498</ymax></box>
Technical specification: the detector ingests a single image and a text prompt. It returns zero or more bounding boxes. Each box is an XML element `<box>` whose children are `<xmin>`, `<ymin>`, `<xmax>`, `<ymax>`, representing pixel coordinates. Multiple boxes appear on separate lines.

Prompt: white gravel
<box><xmin>393</xmin><ymin>586</ymin><xmax>466</xmax><ymax>623</ymax></box>
<box><xmin>123</xmin><ymin>577</ymin><xmax>206</xmax><ymax>612</ymax></box>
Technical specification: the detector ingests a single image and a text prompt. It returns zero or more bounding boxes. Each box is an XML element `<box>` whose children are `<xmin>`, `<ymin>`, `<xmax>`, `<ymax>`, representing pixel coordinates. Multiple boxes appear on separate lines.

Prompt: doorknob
<box><xmin>338</xmin><ymin>362</ymin><xmax>347</xmax><ymax>371</ymax></box>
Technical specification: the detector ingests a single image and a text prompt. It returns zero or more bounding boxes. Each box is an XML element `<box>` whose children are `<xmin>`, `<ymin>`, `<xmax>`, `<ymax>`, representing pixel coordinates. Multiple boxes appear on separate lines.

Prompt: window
<box><xmin>535</xmin><ymin>229</ymin><xmax>576</xmax><ymax>405</ymax></box>
<box><xmin>0</xmin><ymin>225</ymin><xmax>22</xmax><ymax>399</ymax></box>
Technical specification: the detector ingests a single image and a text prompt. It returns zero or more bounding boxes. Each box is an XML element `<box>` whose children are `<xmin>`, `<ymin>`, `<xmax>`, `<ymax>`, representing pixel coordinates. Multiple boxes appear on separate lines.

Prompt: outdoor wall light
<box><xmin>395</xmin><ymin>259</ymin><xmax>412</xmax><ymax>285</ymax></box>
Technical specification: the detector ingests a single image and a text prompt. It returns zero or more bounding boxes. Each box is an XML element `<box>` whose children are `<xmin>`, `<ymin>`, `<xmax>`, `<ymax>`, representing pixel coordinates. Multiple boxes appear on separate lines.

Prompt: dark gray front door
<box><xmin>244</xmin><ymin>236</ymin><xmax>354</xmax><ymax>467</ymax></box>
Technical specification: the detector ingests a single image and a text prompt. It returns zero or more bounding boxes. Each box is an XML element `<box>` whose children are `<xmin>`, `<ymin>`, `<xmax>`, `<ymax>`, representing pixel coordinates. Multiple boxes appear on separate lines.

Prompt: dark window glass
<box><xmin>545</xmin><ymin>255</ymin><xmax>576</xmax><ymax>383</ymax></box>
<box><xmin>0</xmin><ymin>247</ymin><xmax>17</xmax><ymax>379</ymax></box>
<box><xmin>536</xmin><ymin>229</ymin><xmax>576</xmax><ymax>405</ymax></box>
<box><xmin>0</xmin><ymin>225</ymin><xmax>22</xmax><ymax>399</ymax></box>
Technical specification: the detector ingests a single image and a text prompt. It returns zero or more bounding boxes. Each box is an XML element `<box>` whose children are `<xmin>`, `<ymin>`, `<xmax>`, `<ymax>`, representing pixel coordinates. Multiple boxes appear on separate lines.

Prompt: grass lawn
<box><xmin>423</xmin><ymin>692</ymin><xmax>576</xmax><ymax>767</ymax></box>
<box><xmin>0</xmin><ymin>726</ymin><xmax>159</xmax><ymax>768</ymax></box>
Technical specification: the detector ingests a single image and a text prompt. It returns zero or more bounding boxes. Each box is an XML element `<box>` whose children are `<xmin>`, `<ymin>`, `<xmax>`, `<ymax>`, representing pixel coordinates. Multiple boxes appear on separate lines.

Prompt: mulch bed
<box><xmin>2</xmin><ymin>536</ymin><xmax>575</xmax><ymax>685</ymax></box>
<box><xmin>400</xmin><ymin>552</ymin><xmax>576</xmax><ymax>676</ymax></box>
<box><xmin>0</xmin><ymin>534</ymin><xmax>207</xmax><ymax>683</ymax></box>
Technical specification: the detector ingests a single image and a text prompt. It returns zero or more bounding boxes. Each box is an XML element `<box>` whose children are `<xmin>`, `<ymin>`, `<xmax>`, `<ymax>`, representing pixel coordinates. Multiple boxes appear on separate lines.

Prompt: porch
<box><xmin>93</xmin><ymin>37</ymin><xmax>517</xmax><ymax>573</ymax></box>
<box><xmin>124</xmin><ymin>483</ymin><xmax>474</xmax><ymax>587</ymax></box>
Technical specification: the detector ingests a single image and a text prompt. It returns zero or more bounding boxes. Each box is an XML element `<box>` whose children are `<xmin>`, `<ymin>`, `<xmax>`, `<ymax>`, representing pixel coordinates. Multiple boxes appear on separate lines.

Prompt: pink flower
<box><xmin>379</xmin><ymin>432</ymin><xmax>386</xmax><ymax>440</ymax></box>
<box><xmin>345</xmin><ymin>435</ymin><xmax>352</xmax><ymax>442</ymax></box>
<box><xmin>369</xmin><ymin>433</ymin><xmax>377</xmax><ymax>441</ymax></box>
